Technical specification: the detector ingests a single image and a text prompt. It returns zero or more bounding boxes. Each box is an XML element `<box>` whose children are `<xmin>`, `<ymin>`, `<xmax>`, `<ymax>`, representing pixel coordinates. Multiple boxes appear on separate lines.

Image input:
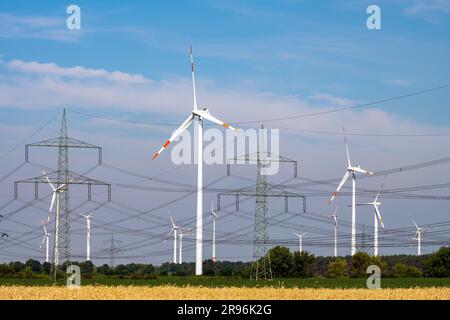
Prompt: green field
<box><xmin>1</xmin><ymin>277</ymin><xmax>450</xmax><ymax>288</ymax></box>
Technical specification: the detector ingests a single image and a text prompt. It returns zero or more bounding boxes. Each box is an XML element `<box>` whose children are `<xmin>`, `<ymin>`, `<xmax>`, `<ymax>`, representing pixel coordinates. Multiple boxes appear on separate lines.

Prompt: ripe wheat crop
<box><xmin>0</xmin><ymin>285</ymin><xmax>449</xmax><ymax>300</ymax></box>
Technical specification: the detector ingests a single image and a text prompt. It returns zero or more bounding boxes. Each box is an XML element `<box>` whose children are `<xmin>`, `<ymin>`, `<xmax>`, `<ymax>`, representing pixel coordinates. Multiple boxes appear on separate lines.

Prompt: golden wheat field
<box><xmin>0</xmin><ymin>285</ymin><xmax>449</xmax><ymax>300</ymax></box>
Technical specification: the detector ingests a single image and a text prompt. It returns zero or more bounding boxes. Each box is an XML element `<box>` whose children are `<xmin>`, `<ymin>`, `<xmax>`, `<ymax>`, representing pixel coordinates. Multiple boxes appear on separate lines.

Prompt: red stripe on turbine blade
<box><xmin>163</xmin><ymin>140</ymin><xmax>171</xmax><ymax>148</ymax></box>
<box><xmin>152</xmin><ymin>153</ymin><xmax>159</xmax><ymax>160</ymax></box>
<box><xmin>192</xmin><ymin>63</ymin><xmax>194</xmax><ymax>72</ymax></box>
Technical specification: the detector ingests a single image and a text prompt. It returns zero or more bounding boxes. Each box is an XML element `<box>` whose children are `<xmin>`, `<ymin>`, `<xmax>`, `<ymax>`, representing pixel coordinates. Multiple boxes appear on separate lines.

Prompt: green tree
<box><xmin>423</xmin><ymin>246</ymin><xmax>450</xmax><ymax>278</ymax></box>
<box><xmin>80</xmin><ymin>260</ymin><xmax>94</xmax><ymax>274</ymax></box>
<box><xmin>327</xmin><ymin>258</ymin><xmax>348</xmax><ymax>278</ymax></box>
<box><xmin>350</xmin><ymin>252</ymin><xmax>371</xmax><ymax>278</ymax></box>
<box><xmin>42</xmin><ymin>262</ymin><xmax>51</xmax><ymax>275</ymax></box>
<box><xmin>293</xmin><ymin>251</ymin><xmax>315</xmax><ymax>278</ymax></box>
<box><xmin>391</xmin><ymin>263</ymin><xmax>422</xmax><ymax>278</ymax></box>
<box><xmin>369</xmin><ymin>256</ymin><xmax>388</xmax><ymax>274</ymax></box>
<box><xmin>25</xmin><ymin>259</ymin><xmax>42</xmax><ymax>273</ymax></box>
<box><xmin>268</xmin><ymin>246</ymin><xmax>294</xmax><ymax>278</ymax></box>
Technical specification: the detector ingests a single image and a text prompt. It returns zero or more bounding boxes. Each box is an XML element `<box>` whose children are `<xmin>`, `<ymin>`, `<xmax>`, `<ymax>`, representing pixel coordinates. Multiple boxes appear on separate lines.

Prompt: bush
<box><xmin>350</xmin><ymin>252</ymin><xmax>371</xmax><ymax>278</ymax></box>
<box><xmin>391</xmin><ymin>263</ymin><xmax>422</xmax><ymax>278</ymax></box>
<box><xmin>293</xmin><ymin>251</ymin><xmax>315</xmax><ymax>278</ymax></box>
<box><xmin>327</xmin><ymin>259</ymin><xmax>348</xmax><ymax>278</ymax></box>
<box><xmin>423</xmin><ymin>246</ymin><xmax>450</xmax><ymax>278</ymax></box>
<box><xmin>268</xmin><ymin>246</ymin><xmax>294</xmax><ymax>278</ymax></box>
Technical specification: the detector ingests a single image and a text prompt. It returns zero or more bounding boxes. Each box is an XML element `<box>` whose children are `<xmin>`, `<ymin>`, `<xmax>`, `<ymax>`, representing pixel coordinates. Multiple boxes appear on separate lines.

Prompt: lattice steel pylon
<box><xmin>101</xmin><ymin>231</ymin><xmax>123</xmax><ymax>268</ymax></box>
<box><xmin>218</xmin><ymin>125</ymin><xmax>305</xmax><ymax>281</ymax></box>
<box><xmin>15</xmin><ymin>109</ymin><xmax>110</xmax><ymax>280</ymax></box>
<box><xmin>56</xmin><ymin>109</ymin><xmax>71</xmax><ymax>266</ymax></box>
<box><xmin>251</xmin><ymin>126</ymin><xmax>272</xmax><ymax>280</ymax></box>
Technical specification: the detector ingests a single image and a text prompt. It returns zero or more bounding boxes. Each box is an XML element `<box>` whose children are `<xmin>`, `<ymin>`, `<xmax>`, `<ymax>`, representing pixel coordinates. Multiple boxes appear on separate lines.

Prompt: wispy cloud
<box><xmin>403</xmin><ymin>0</ymin><xmax>450</xmax><ymax>23</ymax></box>
<box><xmin>5</xmin><ymin>59</ymin><xmax>151</xmax><ymax>84</ymax></box>
<box><xmin>308</xmin><ymin>92</ymin><xmax>359</xmax><ymax>108</ymax></box>
<box><xmin>0</xmin><ymin>13</ymin><xmax>81</xmax><ymax>42</ymax></box>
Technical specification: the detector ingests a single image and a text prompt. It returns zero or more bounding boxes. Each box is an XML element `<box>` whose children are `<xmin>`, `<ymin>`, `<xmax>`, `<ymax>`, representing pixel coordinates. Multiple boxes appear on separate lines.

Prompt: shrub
<box><xmin>293</xmin><ymin>251</ymin><xmax>315</xmax><ymax>278</ymax></box>
<box><xmin>327</xmin><ymin>259</ymin><xmax>348</xmax><ymax>278</ymax></box>
<box><xmin>423</xmin><ymin>246</ymin><xmax>450</xmax><ymax>278</ymax></box>
<box><xmin>350</xmin><ymin>252</ymin><xmax>371</xmax><ymax>278</ymax></box>
<box><xmin>391</xmin><ymin>263</ymin><xmax>422</xmax><ymax>278</ymax></box>
<box><xmin>268</xmin><ymin>246</ymin><xmax>294</xmax><ymax>278</ymax></box>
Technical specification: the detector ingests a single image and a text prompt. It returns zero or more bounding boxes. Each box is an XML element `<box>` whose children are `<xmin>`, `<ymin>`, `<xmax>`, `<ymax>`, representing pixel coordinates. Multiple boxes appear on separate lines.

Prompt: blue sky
<box><xmin>1</xmin><ymin>1</ymin><xmax>450</xmax><ymax>264</ymax></box>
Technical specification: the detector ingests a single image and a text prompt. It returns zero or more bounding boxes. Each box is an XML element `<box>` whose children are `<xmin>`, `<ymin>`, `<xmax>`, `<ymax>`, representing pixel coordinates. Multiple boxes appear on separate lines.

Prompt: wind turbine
<box><xmin>80</xmin><ymin>209</ymin><xmax>97</xmax><ymax>261</ymax></box>
<box><xmin>40</xmin><ymin>223</ymin><xmax>51</xmax><ymax>263</ymax></box>
<box><xmin>412</xmin><ymin>219</ymin><xmax>423</xmax><ymax>256</ymax></box>
<box><xmin>210</xmin><ymin>201</ymin><xmax>218</xmax><ymax>262</ymax></box>
<box><xmin>331</xmin><ymin>207</ymin><xmax>338</xmax><ymax>257</ymax></box>
<box><xmin>178</xmin><ymin>228</ymin><xmax>192</xmax><ymax>264</ymax></box>
<box><xmin>294</xmin><ymin>233</ymin><xmax>307</xmax><ymax>253</ymax></box>
<box><xmin>329</xmin><ymin>128</ymin><xmax>374</xmax><ymax>256</ymax></box>
<box><xmin>354</xmin><ymin>184</ymin><xmax>385</xmax><ymax>257</ymax></box>
<box><xmin>167</xmin><ymin>216</ymin><xmax>180</xmax><ymax>264</ymax></box>
<box><xmin>43</xmin><ymin>170</ymin><xmax>72</xmax><ymax>266</ymax></box>
<box><xmin>152</xmin><ymin>47</ymin><xmax>239</xmax><ymax>275</ymax></box>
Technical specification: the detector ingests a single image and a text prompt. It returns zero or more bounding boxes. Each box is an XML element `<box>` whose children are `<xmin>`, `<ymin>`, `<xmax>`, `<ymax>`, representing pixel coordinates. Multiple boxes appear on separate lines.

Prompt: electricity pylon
<box><xmin>218</xmin><ymin>125</ymin><xmax>305</xmax><ymax>281</ymax></box>
<box><xmin>101</xmin><ymin>231</ymin><xmax>123</xmax><ymax>268</ymax></box>
<box><xmin>15</xmin><ymin>109</ymin><xmax>110</xmax><ymax>279</ymax></box>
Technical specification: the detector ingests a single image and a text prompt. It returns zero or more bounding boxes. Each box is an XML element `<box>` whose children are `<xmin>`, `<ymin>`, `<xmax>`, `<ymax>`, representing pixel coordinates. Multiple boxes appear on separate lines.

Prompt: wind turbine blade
<box><xmin>43</xmin><ymin>173</ymin><xmax>56</xmax><ymax>191</ymax></box>
<box><xmin>190</xmin><ymin>46</ymin><xmax>198</xmax><ymax>111</ymax></box>
<box><xmin>375</xmin><ymin>183</ymin><xmax>384</xmax><ymax>202</ymax></box>
<box><xmin>412</xmin><ymin>218</ymin><xmax>419</xmax><ymax>230</ymax></box>
<box><xmin>152</xmin><ymin>114</ymin><xmax>194</xmax><ymax>160</ymax></box>
<box><xmin>170</xmin><ymin>216</ymin><xmax>176</xmax><ymax>228</ymax></box>
<box><xmin>49</xmin><ymin>193</ymin><xmax>56</xmax><ymax>213</ymax></box>
<box><xmin>374</xmin><ymin>205</ymin><xmax>385</xmax><ymax>231</ymax></box>
<box><xmin>330</xmin><ymin>171</ymin><xmax>350</xmax><ymax>203</ymax></box>
<box><xmin>343</xmin><ymin>127</ymin><xmax>351</xmax><ymax>167</ymax></box>
<box><xmin>199</xmin><ymin>111</ymin><xmax>239</xmax><ymax>131</ymax></box>
<box><xmin>40</xmin><ymin>233</ymin><xmax>46</xmax><ymax>249</ymax></box>
<box><xmin>355</xmin><ymin>167</ymin><xmax>374</xmax><ymax>175</ymax></box>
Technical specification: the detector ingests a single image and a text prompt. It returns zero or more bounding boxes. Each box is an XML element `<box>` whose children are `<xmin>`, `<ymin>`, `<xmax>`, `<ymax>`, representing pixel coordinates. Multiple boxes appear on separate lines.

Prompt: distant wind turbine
<box><xmin>40</xmin><ymin>223</ymin><xmax>51</xmax><ymax>263</ymax></box>
<box><xmin>294</xmin><ymin>233</ymin><xmax>307</xmax><ymax>253</ymax></box>
<box><xmin>329</xmin><ymin>128</ymin><xmax>374</xmax><ymax>256</ymax></box>
<box><xmin>80</xmin><ymin>209</ymin><xmax>97</xmax><ymax>261</ymax></box>
<box><xmin>210</xmin><ymin>201</ymin><xmax>218</xmax><ymax>262</ymax></box>
<box><xmin>354</xmin><ymin>184</ymin><xmax>386</xmax><ymax>257</ymax></box>
<box><xmin>331</xmin><ymin>207</ymin><xmax>338</xmax><ymax>257</ymax></box>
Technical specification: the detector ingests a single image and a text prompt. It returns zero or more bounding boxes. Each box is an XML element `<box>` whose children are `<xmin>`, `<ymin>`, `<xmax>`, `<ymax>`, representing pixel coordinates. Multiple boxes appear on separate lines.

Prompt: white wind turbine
<box><xmin>178</xmin><ymin>228</ymin><xmax>192</xmax><ymax>264</ymax></box>
<box><xmin>354</xmin><ymin>184</ymin><xmax>385</xmax><ymax>257</ymax></box>
<box><xmin>40</xmin><ymin>223</ymin><xmax>51</xmax><ymax>263</ymax></box>
<box><xmin>152</xmin><ymin>47</ymin><xmax>239</xmax><ymax>275</ymax></box>
<box><xmin>329</xmin><ymin>128</ymin><xmax>374</xmax><ymax>256</ymax></box>
<box><xmin>43</xmin><ymin>170</ymin><xmax>72</xmax><ymax>266</ymax></box>
<box><xmin>331</xmin><ymin>207</ymin><xmax>338</xmax><ymax>257</ymax></box>
<box><xmin>80</xmin><ymin>209</ymin><xmax>97</xmax><ymax>261</ymax></box>
<box><xmin>210</xmin><ymin>201</ymin><xmax>218</xmax><ymax>262</ymax></box>
<box><xmin>412</xmin><ymin>219</ymin><xmax>424</xmax><ymax>256</ymax></box>
<box><xmin>168</xmin><ymin>216</ymin><xmax>180</xmax><ymax>264</ymax></box>
<box><xmin>294</xmin><ymin>233</ymin><xmax>307</xmax><ymax>253</ymax></box>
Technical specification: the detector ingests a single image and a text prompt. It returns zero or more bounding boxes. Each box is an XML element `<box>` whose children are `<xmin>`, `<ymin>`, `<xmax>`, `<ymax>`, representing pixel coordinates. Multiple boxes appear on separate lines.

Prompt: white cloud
<box><xmin>404</xmin><ymin>0</ymin><xmax>450</xmax><ymax>23</ymax></box>
<box><xmin>6</xmin><ymin>59</ymin><xmax>151</xmax><ymax>84</ymax></box>
<box><xmin>308</xmin><ymin>92</ymin><xmax>359</xmax><ymax>108</ymax></box>
<box><xmin>0</xmin><ymin>13</ymin><xmax>80</xmax><ymax>42</ymax></box>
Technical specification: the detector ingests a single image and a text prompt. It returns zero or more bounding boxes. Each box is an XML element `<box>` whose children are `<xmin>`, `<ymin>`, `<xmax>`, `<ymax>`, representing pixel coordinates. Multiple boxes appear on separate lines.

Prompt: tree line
<box><xmin>0</xmin><ymin>246</ymin><xmax>449</xmax><ymax>279</ymax></box>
